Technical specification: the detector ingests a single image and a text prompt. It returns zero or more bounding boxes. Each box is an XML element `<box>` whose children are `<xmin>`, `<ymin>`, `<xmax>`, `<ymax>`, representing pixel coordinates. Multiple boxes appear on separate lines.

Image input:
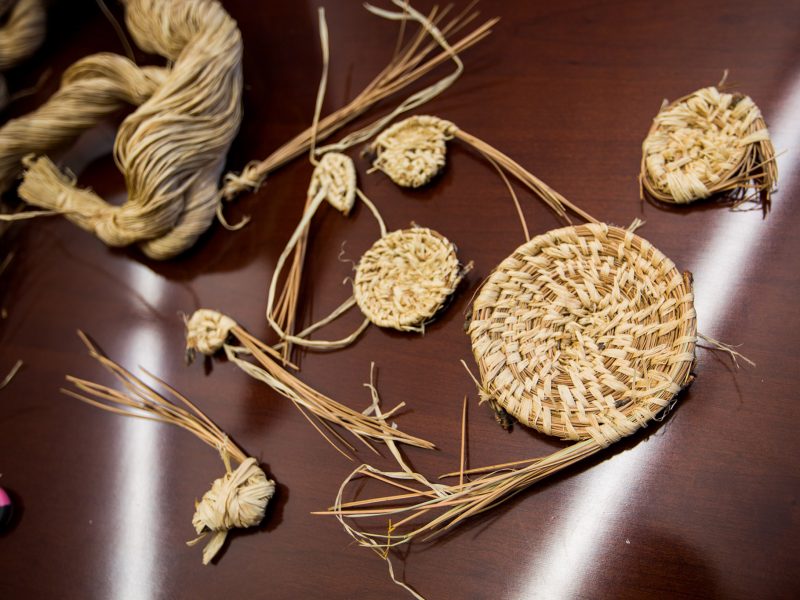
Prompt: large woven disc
<box><xmin>468</xmin><ymin>224</ymin><xmax>697</xmax><ymax>447</ymax></box>
<box><xmin>371</xmin><ymin>115</ymin><xmax>454</xmax><ymax>188</ymax></box>
<box><xmin>354</xmin><ymin>227</ymin><xmax>462</xmax><ymax>331</ymax></box>
<box><xmin>641</xmin><ymin>86</ymin><xmax>776</xmax><ymax>205</ymax></box>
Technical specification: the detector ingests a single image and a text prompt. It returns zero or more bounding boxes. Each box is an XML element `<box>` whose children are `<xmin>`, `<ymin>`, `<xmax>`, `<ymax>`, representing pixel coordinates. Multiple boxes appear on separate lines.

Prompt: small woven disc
<box><xmin>469</xmin><ymin>224</ymin><xmax>697</xmax><ymax>447</ymax></box>
<box><xmin>371</xmin><ymin>115</ymin><xmax>454</xmax><ymax>188</ymax></box>
<box><xmin>641</xmin><ymin>86</ymin><xmax>775</xmax><ymax>204</ymax></box>
<box><xmin>308</xmin><ymin>152</ymin><xmax>357</xmax><ymax>215</ymax></box>
<box><xmin>354</xmin><ymin>227</ymin><xmax>462</xmax><ymax>331</ymax></box>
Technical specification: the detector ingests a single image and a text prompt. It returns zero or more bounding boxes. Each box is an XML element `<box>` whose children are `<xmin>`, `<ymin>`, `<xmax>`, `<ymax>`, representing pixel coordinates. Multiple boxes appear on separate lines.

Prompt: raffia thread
<box><xmin>319</xmin><ymin>225</ymin><xmax>697</xmax><ymax>557</ymax></box>
<box><xmin>640</xmin><ymin>85</ymin><xmax>777</xmax><ymax>208</ymax></box>
<box><xmin>370</xmin><ymin>115</ymin><xmax>599</xmax><ymax>224</ymax></box>
<box><xmin>9</xmin><ymin>0</ymin><xmax>243</xmax><ymax>259</ymax></box>
<box><xmin>0</xmin><ymin>0</ymin><xmax>45</xmax><ymax>110</ymax></box>
<box><xmin>354</xmin><ymin>227</ymin><xmax>467</xmax><ymax>332</ymax></box>
<box><xmin>64</xmin><ymin>331</ymin><xmax>275</xmax><ymax>565</ymax></box>
<box><xmin>185</xmin><ymin>309</ymin><xmax>435</xmax><ymax>458</ymax></box>
<box><xmin>0</xmin><ymin>53</ymin><xmax>168</xmax><ymax>195</ymax></box>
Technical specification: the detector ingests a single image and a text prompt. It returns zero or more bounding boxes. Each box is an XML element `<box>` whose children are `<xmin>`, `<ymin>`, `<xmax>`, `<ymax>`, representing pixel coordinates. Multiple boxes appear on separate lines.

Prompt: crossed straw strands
<box><xmin>640</xmin><ymin>85</ymin><xmax>777</xmax><ymax>209</ymax></box>
<box><xmin>64</xmin><ymin>331</ymin><xmax>276</xmax><ymax>565</ymax></box>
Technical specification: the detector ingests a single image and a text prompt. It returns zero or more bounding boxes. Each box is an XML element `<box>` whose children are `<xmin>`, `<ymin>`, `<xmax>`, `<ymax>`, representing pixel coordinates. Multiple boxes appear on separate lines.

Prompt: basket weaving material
<box><xmin>469</xmin><ymin>224</ymin><xmax>697</xmax><ymax>446</ymax></box>
<box><xmin>354</xmin><ymin>227</ymin><xmax>463</xmax><ymax>331</ymax></box>
<box><xmin>640</xmin><ymin>86</ymin><xmax>777</xmax><ymax>207</ymax></box>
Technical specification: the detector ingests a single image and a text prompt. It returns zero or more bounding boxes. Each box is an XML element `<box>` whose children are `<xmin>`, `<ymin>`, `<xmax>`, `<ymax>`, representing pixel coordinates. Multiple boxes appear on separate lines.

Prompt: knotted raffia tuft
<box><xmin>0</xmin><ymin>53</ymin><xmax>168</xmax><ymax>194</ymax></box>
<box><xmin>190</xmin><ymin>456</ymin><xmax>275</xmax><ymax>565</ymax></box>
<box><xmin>354</xmin><ymin>227</ymin><xmax>465</xmax><ymax>331</ymax></box>
<box><xmin>469</xmin><ymin>223</ymin><xmax>697</xmax><ymax>447</ymax></box>
<box><xmin>185</xmin><ymin>308</ymin><xmax>236</xmax><ymax>359</ymax></box>
<box><xmin>371</xmin><ymin>115</ymin><xmax>454</xmax><ymax>187</ymax></box>
<box><xmin>13</xmin><ymin>0</ymin><xmax>243</xmax><ymax>259</ymax></box>
<box><xmin>308</xmin><ymin>152</ymin><xmax>356</xmax><ymax>215</ymax></box>
<box><xmin>640</xmin><ymin>86</ymin><xmax>777</xmax><ymax>208</ymax></box>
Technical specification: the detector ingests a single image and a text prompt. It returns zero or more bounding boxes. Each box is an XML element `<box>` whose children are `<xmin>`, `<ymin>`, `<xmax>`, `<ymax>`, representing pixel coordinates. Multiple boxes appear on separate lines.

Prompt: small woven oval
<box><xmin>308</xmin><ymin>152</ymin><xmax>357</xmax><ymax>215</ymax></box>
<box><xmin>641</xmin><ymin>86</ymin><xmax>776</xmax><ymax>205</ymax></box>
<box><xmin>354</xmin><ymin>227</ymin><xmax>462</xmax><ymax>331</ymax></box>
<box><xmin>469</xmin><ymin>224</ymin><xmax>697</xmax><ymax>447</ymax></box>
<box><xmin>371</xmin><ymin>115</ymin><xmax>454</xmax><ymax>188</ymax></box>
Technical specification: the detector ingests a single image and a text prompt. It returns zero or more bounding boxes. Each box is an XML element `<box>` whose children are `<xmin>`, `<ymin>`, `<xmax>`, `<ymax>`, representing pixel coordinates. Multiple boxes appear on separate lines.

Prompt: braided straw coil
<box><xmin>640</xmin><ymin>86</ymin><xmax>777</xmax><ymax>208</ymax></box>
<box><xmin>14</xmin><ymin>0</ymin><xmax>242</xmax><ymax>259</ymax></box>
<box><xmin>469</xmin><ymin>223</ymin><xmax>697</xmax><ymax>446</ymax></box>
<box><xmin>354</xmin><ymin>227</ymin><xmax>465</xmax><ymax>331</ymax></box>
<box><xmin>0</xmin><ymin>0</ymin><xmax>45</xmax><ymax>70</ymax></box>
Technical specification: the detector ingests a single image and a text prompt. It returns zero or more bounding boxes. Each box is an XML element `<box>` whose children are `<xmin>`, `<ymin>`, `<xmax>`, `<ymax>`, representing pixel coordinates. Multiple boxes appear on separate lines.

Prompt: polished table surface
<box><xmin>1</xmin><ymin>1</ymin><xmax>798</xmax><ymax>598</ymax></box>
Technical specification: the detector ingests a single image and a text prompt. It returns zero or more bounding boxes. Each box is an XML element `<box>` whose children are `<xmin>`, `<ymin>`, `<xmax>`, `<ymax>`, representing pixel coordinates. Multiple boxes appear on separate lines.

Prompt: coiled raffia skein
<box><xmin>16</xmin><ymin>0</ymin><xmax>242</xmax><ymax>259</ymax></box>
<box><xmin>0</xmin><ymin>0</ymin><xmax>46</xmax><ymax>111</ymax></box>
<box><xmin>0</xmin><ymin>53</ymin><xmax>167</xmax><ymax>194</ymax></box>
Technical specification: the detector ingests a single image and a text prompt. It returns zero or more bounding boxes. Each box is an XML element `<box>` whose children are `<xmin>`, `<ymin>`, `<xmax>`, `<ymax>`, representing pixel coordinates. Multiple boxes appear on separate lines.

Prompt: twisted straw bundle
<box><xmin>321</xmin><ymin>225</ymin><xmax>698</xmax><ymax>557</ymax></box>
<box><xmin>185</xmin><ymin>309</ymin><xmax>435</xmax><ymax>459</ymax></box>
<box><xmin>9</xmin><ymin>0</ymin><xmax>242</xmax><ymax>259</ymax></box>
<box><xmin>0</xmin><ymin>53</ymin><xmax>168</xmax><ymax>195</ymax></box>
<box><xmin>64</xmin><ymin>331</ymin><xmax>275</xmax><ymax>565</ymax></box>
<box><xmin>370</xmin><ymin>115</ymin><xmax>600</xmax><ymax>229</ymax></box>
<box><xmin>640</xmin><ymin>85</ymin><xmax>777</xmax><ymax>209</ymax></box>
<box><xmin>0</xmin><ymin>0</ymin><xmax>46</xmax><ymax>111</ymax></box>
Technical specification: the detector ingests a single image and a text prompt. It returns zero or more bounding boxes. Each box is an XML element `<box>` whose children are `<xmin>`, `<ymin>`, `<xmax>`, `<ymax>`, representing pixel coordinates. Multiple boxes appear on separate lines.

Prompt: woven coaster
<box><xmin>468</xmin><ymin>224</ymin><xmax>697</xmax><ymax>447</ymax></box>
<box><xmin>641</xmin><ymin>86</ymin><xmax>776</xmax><ymax>206</ymax></box>
<box><xmin>354</xmin><ymin>227</ymin><xmax>463</xmax><ymax>331</ymax></box>
<box><xmin>371</xmin><ymin>115</ymin><xmax>454</xmax><ymax>188</ymax></box>
<box><xmin>308</xmin><ymin>152</ymin><xmax>357</xmax><ymax>215</ymax></box>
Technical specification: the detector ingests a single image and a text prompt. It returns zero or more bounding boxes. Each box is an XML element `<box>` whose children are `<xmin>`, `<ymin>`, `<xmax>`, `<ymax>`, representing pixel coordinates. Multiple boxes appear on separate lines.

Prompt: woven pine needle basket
<box><xmin>640</xmin><ymin>86</ymin><xmax>777</xmax><ymax>208</ymax></box>
<box><xmin>354</xmin><ymin>227</ymin><xmax>465</xmax><ymax>332</ymax></box>
<box><xmin>469</xmin><ymin>224</ymin><xmax>697</xmax><ymax>445</ymax></box>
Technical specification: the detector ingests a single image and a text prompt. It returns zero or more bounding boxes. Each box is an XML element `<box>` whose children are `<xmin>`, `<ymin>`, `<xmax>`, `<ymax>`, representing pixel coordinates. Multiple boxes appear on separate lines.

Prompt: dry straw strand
<box><xmin>219</xmin><ymin>1</ymin><xmax>497</xmax><ymax>201</ymax></box>
<box><xmin>321</xmin><ymin>224</ymin><xmax>698</xmax><ymax>551</ymax></box>
<box><xmin>63</xmin><ymin>331</ymin><xmax>275</xmax><ymax>565</ymax></box>
<box><xmin>369</xmin><ymin>114</ymin><xmax>600</xmax><ymax>224</ymax></box>
<box><xmin>9</xmin><ymin>0</ymin><xmax>243</xmax><ymax>259</ymax></box>
<box><xmin>640</xmin><ymin>85</ymin><xmax>777</xmax><ymax>209</ymax></box>
<box><xmin>184</xmin><ymin>309</ymin><xmax>435</xmax><ymax>458</ymax></box>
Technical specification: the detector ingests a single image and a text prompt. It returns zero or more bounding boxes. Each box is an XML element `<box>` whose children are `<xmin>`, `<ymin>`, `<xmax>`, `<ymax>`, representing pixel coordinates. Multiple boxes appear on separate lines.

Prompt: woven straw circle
<box><xmin>371</xmin><ymin>115</ymin><xmax>454</xmax><ymax>188</ymax></box>
<box><xmin>308</xmin><ymin>152</ymin><xmax>357</xmax><ymax>215</ymax></box>
<box><xmin>641</xmin><ymin>86</ymin><xmax>776</xmax><ymax>205</ymax></box>
<box><xmin>354</xmin><ymin>227</ymin><xmax>462</xmax><ymax>331</ymax></box>
<box><xmin>469</xmin><ymin>224</ymin><xmax>697</xmax><ymax>447</ymax></box>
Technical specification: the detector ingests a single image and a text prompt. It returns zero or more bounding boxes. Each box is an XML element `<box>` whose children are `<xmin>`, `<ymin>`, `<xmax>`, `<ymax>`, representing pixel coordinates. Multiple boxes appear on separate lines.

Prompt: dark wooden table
<box><xmin>1</xmin><ymin>1</ymin><xmax>798</xmax><ymax>598</ymax></box>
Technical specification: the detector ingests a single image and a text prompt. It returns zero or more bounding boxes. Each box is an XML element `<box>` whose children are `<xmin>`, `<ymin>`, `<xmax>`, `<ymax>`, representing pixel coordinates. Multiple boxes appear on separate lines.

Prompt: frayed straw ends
<box><xmin>354</xmin><ymin>227</ymin><xmax>466</xmax><ymax>331</ymax></box>
<box><xmin>469</xmin><ymin>223</ymin><xmax>697</xmax><ymax>446</ymax></box>
<box><xmin>640</xmin><ymin>86</ymin><xmax>777</xmax><ymax>208</ymax></box>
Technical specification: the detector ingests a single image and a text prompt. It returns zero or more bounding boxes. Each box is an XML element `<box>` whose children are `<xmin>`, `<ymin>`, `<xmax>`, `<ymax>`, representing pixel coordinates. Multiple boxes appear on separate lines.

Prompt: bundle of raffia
<box><xmin>184</xmin><ymin>309</ymin><xmax>435</xmax><ymax>459</ymax></box>
<box><xmin>2</xmin><ymin>0</ymin><xmax>242</xmax><ymax>259</ymax></box>
<box><xmin>317</xmin><ymin>224</ymin><xmax>711</xmax><ymax>596</ymax></box>
<box><xmin>64</xmin><ymin>331</ymin><xmax>276</xmax><ymax>565</ymax></box>
<box><xmin>0</xmin><ymin>0</ymin><xmax>46</xmax><ymax>111</ymax></box>
<box><xmin>640</xmin><ymin>84</ymin><xmax>777</xmax><ymax>210</ymax></box>
<box><xmin>368</xmin><ymin>114</ymin><xmax>600</xmax><ymax>237</ymax></box>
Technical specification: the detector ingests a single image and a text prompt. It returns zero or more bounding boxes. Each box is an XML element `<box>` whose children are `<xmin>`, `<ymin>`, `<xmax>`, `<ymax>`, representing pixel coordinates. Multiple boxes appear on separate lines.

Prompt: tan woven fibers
<box><xmin>640</xmin><ymin>86</ymin><xmax>777</xmax><ymax>207</ymax></box>
<box><xmin>308</xmin><ymin>152</ymin><xmax>357</xmax><ymax>215</ymax></box>
<box><xmin>0</xmin><ymin>53</ymin><xmax>167</xmax><ymax>194</ymax></box>
<box><xmin>354</xmin><ymin>227</ymin><xmax>464</xmax><ymax>331</ymax></box>
<box><xmin>0</xmin><ymin>0</ymin><xmax>45</xmax><ymax>70</ymax></box>
<box><xmin>13</xmin><ymin>0</ymin><xmax>242</xmax><ymax>259</ymax></box>
<box><xmin>371</xmin><ymin>114</ymin><xmax>454</xmax><ymax>187</ymax></box>
<box><xmin>469</xmin><ymin>223</ymin><xmax>697</xmax><ymax>447</ymax></box>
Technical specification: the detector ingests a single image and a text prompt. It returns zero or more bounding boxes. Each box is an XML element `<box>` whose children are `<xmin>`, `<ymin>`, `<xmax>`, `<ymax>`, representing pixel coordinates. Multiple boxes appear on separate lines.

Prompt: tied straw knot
<box><xmin>189</xmin><ymin>456</ymin><xmax>276</xmax><ymax>565</ymax></box>
<box><xmin>185</xmin><ymin>309</ymin><xmax>237</xmax><ymax>360</ymax></box>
